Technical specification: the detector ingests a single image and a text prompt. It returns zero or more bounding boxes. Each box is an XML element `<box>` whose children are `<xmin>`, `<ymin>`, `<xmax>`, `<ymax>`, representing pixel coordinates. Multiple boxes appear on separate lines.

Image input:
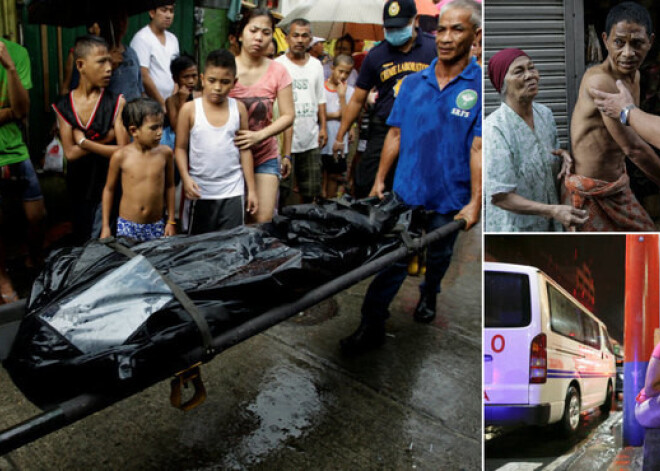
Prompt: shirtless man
<box><xmin>53</xmin><ymin>35</ymin><xmax>129</xmax><ymax>244</ymax></box>
<box><xmin>567</xmin><ymin>1</ymin><xmax>660</xmax><ymax>231</ymax></box>
<box><xmin>101</xmin><ymin>98</ymin><xmax>176</xmax><ymax>241</ymax></box>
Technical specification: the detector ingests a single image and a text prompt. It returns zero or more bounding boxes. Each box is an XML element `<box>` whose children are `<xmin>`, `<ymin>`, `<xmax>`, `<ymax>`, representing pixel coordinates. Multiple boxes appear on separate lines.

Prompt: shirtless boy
<box><xmin>568</xmin><ymin>1</ymin><xmax>660</xmax><ymax>231</ymax></box>
<box><xmin>101</xmin><ymin>98</ymin><xmax>176</xmax><ymax>241</ymax></box>
<box><xmin>53</xmin><ymin>35</ymin><xmax>129</xmax><ymax>244</ymax></box>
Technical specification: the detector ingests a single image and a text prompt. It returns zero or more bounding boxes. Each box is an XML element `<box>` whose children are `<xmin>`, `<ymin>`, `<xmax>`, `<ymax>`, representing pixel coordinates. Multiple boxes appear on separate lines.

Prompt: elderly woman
<box><xmin>484</xmin><ymin>48</ymin><xmax>588</xmax><ymax>232</ymax></box>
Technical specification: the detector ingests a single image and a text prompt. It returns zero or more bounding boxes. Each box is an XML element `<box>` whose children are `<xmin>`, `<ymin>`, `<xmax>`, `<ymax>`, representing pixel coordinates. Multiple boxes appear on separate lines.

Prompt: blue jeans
<box><xmin>361</xmin><ymin>211</ymin><xmax>460</xmax><ymax>326</ymax></box>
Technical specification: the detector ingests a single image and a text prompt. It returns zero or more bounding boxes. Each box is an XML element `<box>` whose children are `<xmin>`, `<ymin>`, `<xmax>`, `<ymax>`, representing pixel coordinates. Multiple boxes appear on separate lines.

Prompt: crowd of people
<box><xmin>484</xmin><ymin>1</ymin><xmax>660</xmax><ymax>232</ymax></box>
<box><xmin>0</xmin><ymin>0</ymin><xmax>483</xmax><ymax>354</ymax></box>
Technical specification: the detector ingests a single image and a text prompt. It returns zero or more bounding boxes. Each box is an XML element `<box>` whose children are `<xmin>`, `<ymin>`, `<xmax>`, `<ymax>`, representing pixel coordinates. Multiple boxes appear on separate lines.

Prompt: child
<box><xmin>52</xmin><ymin>35</ymin><xmax>129</xmax><ymax>245</ymax></box>
<box><xmin>175</xmin><ymin>49</ymin><xmax>257</xmax><ymax>234</ymax></box>
<box><xmin>162</xmin><ymin>53</ymin><xmax>201</xmax><ymax>149</ymax></box>
<box><xmin>100</xmin><ymin>98</ymin><xmax>176</xmax><ymax>241</ymax></box>
<box><xmin>320</xmin><ymin>55</ymin><xmax>354</xmax><ymax>199</ymax></box>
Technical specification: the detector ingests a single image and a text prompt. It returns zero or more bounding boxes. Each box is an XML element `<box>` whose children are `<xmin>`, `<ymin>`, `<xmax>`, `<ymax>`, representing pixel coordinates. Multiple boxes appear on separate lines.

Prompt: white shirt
<box><xmin>189</xmin><ymin>98</ymin><xmax>243</xmax><ymax>199</ymax></box>
<box><xmin>275</xmin><ymin>54</ymin><xmax>326</xmax><ymax>153</ymax></box>
<box><xmin>321</xmin><ymin>82</ymin><xmax>354</xmax><ymax>155</ymax></box>
<box><xmin>130</xmin><ymin>25</ymin><xmax>179</xmax><ymax>101</ymax></box>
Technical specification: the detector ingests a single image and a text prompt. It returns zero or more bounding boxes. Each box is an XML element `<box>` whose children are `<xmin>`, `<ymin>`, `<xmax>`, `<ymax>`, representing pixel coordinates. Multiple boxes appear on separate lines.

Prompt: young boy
<box><xmin>52</xmin><ymin>35</ymin><xmax>129</xmax><ymax>245</ymax></box>
<box><xmin>175</xmin><ymin>49</ymin><xmax>257</xmax><ymax>234</ymax></box>
<box><xmin>162</xmin><ymin>53</ymin><xmax>201</xmax><ymax>149</ymax></box>
<box><xmin>320</xmin><ymin>55</ymin><xmax>354</xmax><ymax>199</ymax></box>
<box><xmin>101</xmin><ymin>98</ymin><xmax>176</xmax><ymax>241</ymax></box>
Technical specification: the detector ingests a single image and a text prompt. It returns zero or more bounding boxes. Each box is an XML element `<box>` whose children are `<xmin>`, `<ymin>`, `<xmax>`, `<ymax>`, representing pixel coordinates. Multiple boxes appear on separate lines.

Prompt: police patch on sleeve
<box><xmin>456</xmin><ymin>89</ymin><xmax>478</xmax><ymax>110</ymax></box>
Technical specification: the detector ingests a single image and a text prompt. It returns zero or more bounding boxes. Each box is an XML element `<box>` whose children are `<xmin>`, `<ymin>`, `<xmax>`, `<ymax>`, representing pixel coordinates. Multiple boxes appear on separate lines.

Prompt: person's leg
<box><xmin>0</xmin><ymin>203</ymin><xmax>17</xmax><ymax>303</ymax></box>
<box><xmin>295</xmin><ymin>148</ymin><xmax>322</xmax><ymax>203</ymax></box>
<box><xmin>326</xmin><ymin>154</ymin><xmax>346</xmax><ymax>199</ymax></box>
<box><xmin>23</xmin><ymin>199</ymin><xmax>46</xmax><ymax>267</ymax></box>
<box><xmin>279</xmin><ymin>156</ymin><xmax>294</xmax><ymax>210</ymax></box>
<box><xmin>414</xmin><ymin>211</ymin><xmax>460</xmax><ymax>323</ymax></box>
<box><xmin>321</xmin><ymin>169</ymin><xmax>329</xmax><ymax>199</ymax></box>
<box><xmin>253</xmin><ymin>174</ymin><xmax>280</xmax><ymax>223</ymax></box>
<box><xmin>253</xmin><ymin>158</ymin><xmax>281</xmax><ymax>223</ymax></box>
<box><xmin>340</xmin><ymin>257</ymin><xmax>410</xmax><ymax>355</ymax></box>
<box><xmin>90</xmin><ymin>201</ymin><xmax>103</xmax><ymax>239</ymax></box>
<box><xmin>326</xmin><ymin>173</ymin><xmax>340</xmax><ymax>199</ymax></box>
<box><xmin>16</xmin><ymin>159</ymin><xmax>46</xmax><ymax>267</ymax></box>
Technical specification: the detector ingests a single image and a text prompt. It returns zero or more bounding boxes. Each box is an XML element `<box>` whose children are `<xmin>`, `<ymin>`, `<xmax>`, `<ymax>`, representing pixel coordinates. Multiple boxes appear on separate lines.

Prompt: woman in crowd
<box><xmin>484</xmin><ymin>48</ymin><xmax>588</xmax><ymax>232</ymax></box>
<box><xmin>229</xmin><ymin>8</ymin><xmax>295</xmax><ymax>223</ymax></box>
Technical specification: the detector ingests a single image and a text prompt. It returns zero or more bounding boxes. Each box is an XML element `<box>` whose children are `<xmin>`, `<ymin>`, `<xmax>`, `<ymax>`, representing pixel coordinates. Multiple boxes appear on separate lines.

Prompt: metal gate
<box><xmin>484</xmin><ymin>0</ymin><xmax>583</xmax><ymax>147</ymax></box>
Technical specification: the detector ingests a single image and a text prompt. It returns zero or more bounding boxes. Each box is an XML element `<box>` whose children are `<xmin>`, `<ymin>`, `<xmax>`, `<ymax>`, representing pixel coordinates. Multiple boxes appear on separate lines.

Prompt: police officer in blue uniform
<box><xmin>332</xmin><ymin>0</ymin><xmax>437</xmax><ymax>199</ymax></box>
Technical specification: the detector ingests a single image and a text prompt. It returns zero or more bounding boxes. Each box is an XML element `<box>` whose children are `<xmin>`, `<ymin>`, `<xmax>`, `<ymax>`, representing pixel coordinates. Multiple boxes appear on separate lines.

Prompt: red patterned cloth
<box><xmin>562</xmin><ymin>172</ymin><xmax>655</xmax><ymax>231</ymax></box>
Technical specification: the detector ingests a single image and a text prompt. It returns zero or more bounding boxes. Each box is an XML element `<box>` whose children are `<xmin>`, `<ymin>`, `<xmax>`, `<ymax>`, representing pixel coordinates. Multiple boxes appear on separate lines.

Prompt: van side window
<box><xmin>548</xmin><ymin>284</ymin><xmax>584</xmax><ymax>342</ymax></box>
<box><xmin>581</xmin><ymin>314</ymin><xmax>601</xmax><ymax>349</ymax></box>
<box><xmin>601</xmin><ymin>326</ymin><xmax>614</xmax><ymax>353</ymax></box>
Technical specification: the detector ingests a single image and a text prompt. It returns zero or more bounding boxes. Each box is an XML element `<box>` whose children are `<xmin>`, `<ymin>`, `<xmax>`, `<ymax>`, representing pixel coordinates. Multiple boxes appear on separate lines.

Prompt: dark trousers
<box><xmin>361</xmin><ymin>211</ymin><xmax>460</xmax><ymax>326</ymax></box>
<box><xmin>353</xmin><ymin>117</ymin><xmax>393</xmax><ymax>199</ymax></box>
<box><xmin>187</xmin><ymin>196</ymin><xmax>244</xmax><ymax>235</ymax></box>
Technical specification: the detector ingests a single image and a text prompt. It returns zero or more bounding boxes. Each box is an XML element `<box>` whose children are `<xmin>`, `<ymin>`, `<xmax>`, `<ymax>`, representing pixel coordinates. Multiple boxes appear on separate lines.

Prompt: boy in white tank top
<box><xmin>175</xmin><ymin>49</ymin><xmax>258</xmax><ymax>234</ymax></box>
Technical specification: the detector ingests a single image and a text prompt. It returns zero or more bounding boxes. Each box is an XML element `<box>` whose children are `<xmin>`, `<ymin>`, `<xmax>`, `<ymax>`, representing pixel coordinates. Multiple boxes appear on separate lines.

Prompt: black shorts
<box><xmin>321</xmin><ymin>154</ymin><xmax>347</xmax><ymax>174</ymax></box>
<box><xmin>187</xmin><ymin>195</ymin><xmax>244</xmax><ymax>235</ymax></box>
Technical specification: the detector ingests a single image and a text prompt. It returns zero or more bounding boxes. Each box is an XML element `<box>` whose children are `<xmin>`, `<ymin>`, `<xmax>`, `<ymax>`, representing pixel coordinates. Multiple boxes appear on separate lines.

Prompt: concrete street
<box><xmin>0</xmin><ymin>223</ymin><xmax>482</xmax><ymax>470</ymax></box>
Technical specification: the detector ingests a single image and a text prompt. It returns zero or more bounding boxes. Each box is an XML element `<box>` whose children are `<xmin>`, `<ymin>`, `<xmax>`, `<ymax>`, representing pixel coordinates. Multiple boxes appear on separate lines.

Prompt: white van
<box><xmin>484</xmin><ymin>262</ymin><xmax>616</xmax><ymax>435</ymax></box>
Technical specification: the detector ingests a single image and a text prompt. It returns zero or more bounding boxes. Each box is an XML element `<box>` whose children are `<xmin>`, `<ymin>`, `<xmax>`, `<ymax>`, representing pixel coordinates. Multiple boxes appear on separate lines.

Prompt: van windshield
<box><xmin>485</xmin><ymin>271</ymin><xmax>531</xmax><ymax>327</ymax></box>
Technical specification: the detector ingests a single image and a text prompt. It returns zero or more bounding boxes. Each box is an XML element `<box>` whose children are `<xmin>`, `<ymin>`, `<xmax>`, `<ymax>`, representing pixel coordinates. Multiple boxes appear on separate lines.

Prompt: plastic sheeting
<box><xmin>4</xmin><ymin>195</ymin><xmax>412</xmax><ymax>408</ymax></box>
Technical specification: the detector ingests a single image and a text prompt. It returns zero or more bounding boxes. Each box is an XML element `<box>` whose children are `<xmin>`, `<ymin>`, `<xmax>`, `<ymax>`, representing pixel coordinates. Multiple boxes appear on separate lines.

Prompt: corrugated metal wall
<box><xmin>484</xmin><ymin>0</ymin><xmax>584</xmax><ymax>146</ymax></box>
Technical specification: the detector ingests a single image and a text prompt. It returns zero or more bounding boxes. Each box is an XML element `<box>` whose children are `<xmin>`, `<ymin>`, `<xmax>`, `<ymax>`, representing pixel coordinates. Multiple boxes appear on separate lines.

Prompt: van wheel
<box><xmin>560</xmin><ymin>385</ymin><xmax>581</xmax><ymax>436</ymax></box>
<box><xmin>599</xmin><ymin>382</ymin><xmax>613</xmax><ymax>415</ymax></box>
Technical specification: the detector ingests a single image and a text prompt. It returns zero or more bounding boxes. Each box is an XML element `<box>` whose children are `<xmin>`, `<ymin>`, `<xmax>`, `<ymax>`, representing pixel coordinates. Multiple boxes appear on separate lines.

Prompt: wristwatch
<box><xmin>620</xmin><ymin>104</ymin><xmax>636</xmax><ymax>126</ymax></box>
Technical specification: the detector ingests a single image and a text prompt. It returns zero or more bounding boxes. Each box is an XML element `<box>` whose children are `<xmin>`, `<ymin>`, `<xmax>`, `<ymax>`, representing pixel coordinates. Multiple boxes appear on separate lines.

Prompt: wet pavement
<box><xmin>0</xmin><ymin>223</ymin><xmax>482</xmax><ymax>470</ymax></box>
<box><xmin>486</xmin><ymin>407</ymin><xmax>612</xmax><ymax>471</ymax></box>
<box><xmin>485</xmin><ymin>407</ymin><xmax>649</xmax><ymax>471</ymax></box>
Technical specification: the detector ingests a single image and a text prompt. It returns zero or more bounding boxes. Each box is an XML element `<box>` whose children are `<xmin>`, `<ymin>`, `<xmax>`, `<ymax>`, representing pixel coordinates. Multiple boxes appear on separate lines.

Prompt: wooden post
<box><xmin>40</xmin><ymin>25</ymin><xmax>50</xmax><ymax>112</ymax></box>
<box><xmin>57</xmin><ymin>27</ymin><xmax>64</xmax><ymax>93</ymax></box>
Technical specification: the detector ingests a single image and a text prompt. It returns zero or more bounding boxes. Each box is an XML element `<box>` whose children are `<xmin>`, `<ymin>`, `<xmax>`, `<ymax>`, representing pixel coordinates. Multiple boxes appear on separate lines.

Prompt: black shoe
<box><xmin>340</xmin><ymin>322</ymin><xmax>386</xmax><ymax>356</ymax></box>
<box><xmin>413</xmin><ymin>294</ymin><xmax>436</xmax><ymax>323</ymax></box>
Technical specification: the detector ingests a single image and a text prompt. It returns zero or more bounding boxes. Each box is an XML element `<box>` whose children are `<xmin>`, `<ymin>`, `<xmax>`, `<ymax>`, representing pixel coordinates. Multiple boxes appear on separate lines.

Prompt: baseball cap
<box><xmin>383</xmin><ymin>0</ymin><xmax>417</xmax><ymax>28</ymax></box>
<box><xmin>310</xmin><ymin>37</ymin><xmax>325</xmax><ymax>47</ymax></box>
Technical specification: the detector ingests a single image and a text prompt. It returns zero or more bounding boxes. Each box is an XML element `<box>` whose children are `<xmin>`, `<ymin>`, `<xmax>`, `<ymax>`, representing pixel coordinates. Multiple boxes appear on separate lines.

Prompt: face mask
<box><xmin>385</xmin><ymin>25</ymin><xmax>413</xmax><ymax>46</ymax></box>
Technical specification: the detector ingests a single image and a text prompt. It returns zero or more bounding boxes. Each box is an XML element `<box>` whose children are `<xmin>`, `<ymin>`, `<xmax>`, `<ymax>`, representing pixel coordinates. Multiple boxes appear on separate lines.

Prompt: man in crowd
<box><xmin>277</xmin><ymin>18</ymin><xmax>327</xmax><ymax>204</ymax></box>
<box><xmin>341</xmin><ymin>0</ymin><xmax>482</xmax><ymax>354</ymax></box>
<box><xmin>308</xmin><ymin>36</ymin><xmax>327</xmax><ymax>62</ymax></box>
<box><xmin>567</xmin><ymin>1</ymin><xmax>660</xmax><ymax>231</ymax></box>
<box><xmin>0</xmin><ymin>38</ymin><xmax>46</xmax><ymax>303</ymax></box>
<box><xmin>332</xmin><ymin>0</ymin><xmax>437</xmax><ymax>198</ymax></box>
<box><xmin>130</xmin><ymin>1</ymin><xmax>179</xmax><ymax>109</ymax></box>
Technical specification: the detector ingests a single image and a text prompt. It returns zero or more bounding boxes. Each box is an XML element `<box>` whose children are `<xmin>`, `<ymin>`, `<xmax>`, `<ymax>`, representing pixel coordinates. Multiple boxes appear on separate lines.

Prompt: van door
<box><xmin>579</xmin><ymin>313</ymin><xmax>606</xmax><ymax>408</ymax></box>
<box><xmin>600</xmin><ymin>326</ymin><xmax>616</xmax><ymax>399</ymax></box>
<box><xmin>484</xmin><ymin>270</ymin><xmax>537</xmax><ymax>406</ymax></box>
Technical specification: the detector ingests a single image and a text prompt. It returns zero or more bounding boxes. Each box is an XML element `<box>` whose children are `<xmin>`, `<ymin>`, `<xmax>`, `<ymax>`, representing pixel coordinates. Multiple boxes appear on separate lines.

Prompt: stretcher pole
<box><xmin>623</xmin><ymin>234</ymin><xmax>660</xmax><ymax>446</ymax></box>
<box><xmin>0</xmin><ymin>219</ymin><xmax>465</xmax><ymax>455</ymax></box>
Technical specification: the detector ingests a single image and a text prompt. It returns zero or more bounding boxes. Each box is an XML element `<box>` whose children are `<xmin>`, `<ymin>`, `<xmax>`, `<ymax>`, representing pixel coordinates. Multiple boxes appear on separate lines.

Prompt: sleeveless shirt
<box><xmin>52</xmin><ymin>89</ymin><xmax>122</xmax><ymax>202</ymax></box>
<box><xmin>189</xmin><ymin>97</ymin><xmax>243</xmax><ymax>199</ymax></box>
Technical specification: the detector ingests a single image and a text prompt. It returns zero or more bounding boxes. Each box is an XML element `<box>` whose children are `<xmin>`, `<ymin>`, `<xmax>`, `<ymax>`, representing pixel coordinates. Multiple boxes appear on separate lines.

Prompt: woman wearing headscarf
<box><xmin>484</xmin><ymin>48</ymin><xmax>588</xmax><ymax>232</ymax></box>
